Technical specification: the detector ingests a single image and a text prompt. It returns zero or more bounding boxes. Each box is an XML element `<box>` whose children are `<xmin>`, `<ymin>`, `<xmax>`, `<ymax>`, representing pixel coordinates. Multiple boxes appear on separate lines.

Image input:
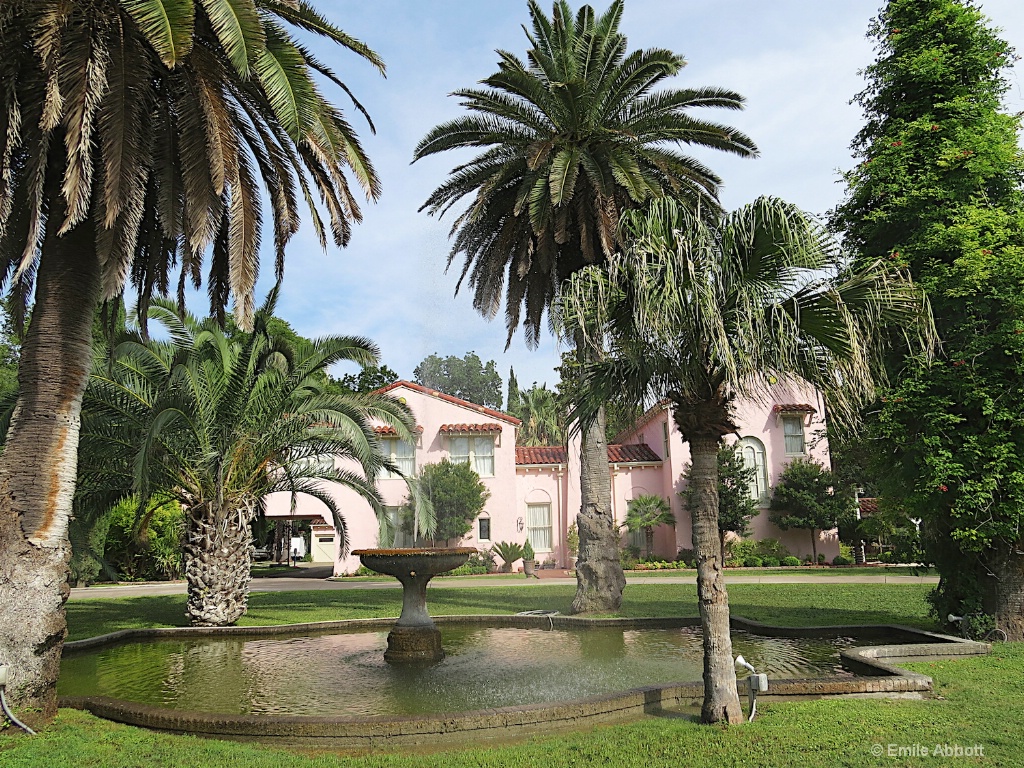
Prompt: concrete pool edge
<box><xmin>59</xmin><ymin>615</ymin><xmax>990</xmax><ymax>748</ymax></box>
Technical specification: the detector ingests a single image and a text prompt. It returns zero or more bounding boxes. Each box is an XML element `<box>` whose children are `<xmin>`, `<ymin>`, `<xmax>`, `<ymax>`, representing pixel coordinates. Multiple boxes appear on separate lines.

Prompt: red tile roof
<box><xmin>608</xmin><ymin>444</ymin><xmax>661</xmax><ymax>463</ymax></box>
<box><xmin>373</xmin><ymin>425</ymin><xmax>424</xmax><ymax>436</ymax></box>
<box><xmin>515</xmin><ymin>444</ymin><xmax>662</xmax><ymax>466</ymax></box>
<box><xmin>439</xmin><ymin>423</ymin><xmax>503</xmax><ymax>434</ymax></box>
<box><xmin>373</xmin><ymin>381</ymin><xmax>521</xmax><ymax>426</ymax></box>
<box><xmin>773</xmin><ymin>403</ymin><xmax>817</xmax><ymax>414</ymax></box>
<box><xmin>859</xmin><ymin>497</ymin><xmax>879</xmax><ymax>516</ymax></box>
<box><xmin>516</xmin><ymin>446</ymin><xmax>568</xmax><ymax>465</ymax></box>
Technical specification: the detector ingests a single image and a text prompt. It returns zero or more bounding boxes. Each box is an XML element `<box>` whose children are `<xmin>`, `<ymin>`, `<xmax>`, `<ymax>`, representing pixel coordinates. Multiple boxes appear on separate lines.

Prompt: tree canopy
<box><xmin>769</xmin><ymin>458</ymin><xmax>853</xmax><ymax>562</ymax></box>
<box><xmin>413</xmin><ymin>352</ymin><xmax>503</xmax><ymax>409</ymax></box>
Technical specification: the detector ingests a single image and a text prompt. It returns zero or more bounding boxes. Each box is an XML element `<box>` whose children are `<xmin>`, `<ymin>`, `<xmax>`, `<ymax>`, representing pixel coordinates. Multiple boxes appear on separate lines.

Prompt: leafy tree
<box><xmin>80</xmin><ymin>293</ymin><xmax>417</xmax><ymax>627</ymax></box>
<box><xmin>334</xmin><ymin>364</ymin><xmax>399</xmax><ymax>394</ymax></box>
<box><xmin>413</xmin><ymin>352</ymin><xmax>503</xmax><ymax>409</ymax></box>
<box><xmin>622</xmin><ymin>495</ymin><xmax>674</xmax><ymax>559</ymax></box>
<box><xmin>507</xmin><ymin>367</ymin><xmax>522</xmax><ymax>415</ymax></box>
<box><xmin>769</xmin><ymin>458</ymin><xmax>853</xmax><ymax>562</ymax></box>
<box><xmin>681</xmin><ymin>444</ymin><xmax>759</xmax><ymax>557</ymax></box>
<box><xmin>400</xmin><ymin>460</ymin><xmax>490</xmax><ymax>546</ymax></box>
<box><xmin>0</xmin><ymin>1</ymin><xmax>384</xmax><ymax>716</ymax></box>
<box><xmin>561</xmin><ymin>196</ymin><xmax>930</xmax><ymax>723</ymax></box>
<box><xmin>830</xmin><ymin>0</ymin><xmax>1024</xmax><ymax>638</ymax></box>
<box><xmin>414</xmin><ymin>0</ymin><xmax>756</xmax><ymax>615</ymax></box>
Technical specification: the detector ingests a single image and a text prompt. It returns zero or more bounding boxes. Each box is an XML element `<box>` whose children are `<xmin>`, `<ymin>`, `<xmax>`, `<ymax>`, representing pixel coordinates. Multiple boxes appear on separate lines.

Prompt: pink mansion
<box><xmin>265</xmin><ymin>380</ymin><xmax>838</xmax><ymax>574</ymax></box>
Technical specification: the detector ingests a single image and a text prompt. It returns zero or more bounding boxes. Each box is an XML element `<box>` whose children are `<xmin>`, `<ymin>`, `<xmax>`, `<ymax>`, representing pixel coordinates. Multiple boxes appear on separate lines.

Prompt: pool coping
<box><xmin>59</xmin><ymin>615</ymin><xmax>989</xmax><ymax>748</ymax></box>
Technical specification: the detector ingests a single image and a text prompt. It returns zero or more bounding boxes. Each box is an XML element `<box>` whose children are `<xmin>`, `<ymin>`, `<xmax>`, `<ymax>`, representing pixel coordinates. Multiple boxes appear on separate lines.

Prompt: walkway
<box><xmin>69</xmin><ymin>569</ymin><xmax>939</xmax><ymax>600</ymax></box>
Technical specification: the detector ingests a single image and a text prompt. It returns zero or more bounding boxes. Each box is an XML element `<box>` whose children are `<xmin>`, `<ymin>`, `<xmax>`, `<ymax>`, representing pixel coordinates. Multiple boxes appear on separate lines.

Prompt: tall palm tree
<box><xmin>82</xmin><ymin>294</ymin><xmax>417</xmax><ymax>626</ymax></box>
<box><xmin>562</xmin><ymin>196</ymin><xmax>933</xmax><ymax>723</ymax></box>
<box><xmin>414</xmin><ymin>0</ymin><xmax>756</xmax><ymax>614</ymax></box>
<box><xmin>0</xmin><ymin>1</ymin><xmax>382</xmax><ymax>716</ymax></box>
<box><xmin>623</xmin><ymin>494</ymin><xmax>674</xmax><ymax>559</ymax></box>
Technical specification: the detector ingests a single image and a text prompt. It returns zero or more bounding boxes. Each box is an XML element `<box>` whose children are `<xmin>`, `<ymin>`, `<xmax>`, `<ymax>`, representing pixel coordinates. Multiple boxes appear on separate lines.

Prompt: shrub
<box><xmin>781</xmin><ymin>556</ymin><xmax>802</xmax><ymax>567</ymax></box>
<box><xmin>762</xmin><ymin>556</ymin><xmax>781</xmax><ymax>568</ymax></box>
<box><xmin>493</xmin><ymin>541</ymin><xmax>524</xmax><ymax>572</ymax></box>
<box><xmin>755</xmin><ymin>538</ymin><xmax>791</xmax><ymax>561</ymax></box>
<box><xmin>725</xmin><ymin>558</ymin><xmax>743</xmax><ymax>568</ymax></box>
<box><xmin>743</xmin><ymin>556</ymin><xmax>763</xmax><ymax>568</ymax></box>
<box><xmin>675</xmin><ymin>548</ymin><xmax>695</xmax><ymax>567</ymax></box>
<box><xmin>522</xmin><ymin>538</ymin><xmax>535</xmax><ymax>562</ymax></box>
<box><xmin>620</xmin><ymin>549</ymin><xmax>639</xmax><ymax>570</ymax></box>
<box><xmin>832</xmin><ymin>555</ymin><xmax>852</xmax><ymax>566</ymax></box>
<box><xmin>728</xmin><ymin>538</ymin><xmax>759</xmax><ymax>562</ymax></box>
<box><xmin>817</xmin><ymin>553</ymin><xmax>826</xmax><ymax>564</ymax></box>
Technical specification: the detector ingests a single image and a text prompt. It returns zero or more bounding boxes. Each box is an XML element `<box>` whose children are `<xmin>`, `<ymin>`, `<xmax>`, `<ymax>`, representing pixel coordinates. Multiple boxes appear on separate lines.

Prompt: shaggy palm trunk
<box><xmin>571</xmin><ymin>403</ymin><xmax>626</xmax><ymax>613</ymax></box>
<box><xmin>184</xmin><ymin>503</ymin><xmax>255</xmax><ymax>626</ymax></box>
<box><xmin>987</xmin><ymin>547</ymin><xmax>1024</xmax><ymax>641</ymax></box>
<box><xmin>0</xmin><ymin>213</ymin><xmax>100</xmax><ymax>720</ymax></box>
<box><xmin>689</xmin><ymin>434</ymin><xmax>744</xmax><ymax>724</ymax></box>
<box><xmin>645</xmin><ymin>527</ymin><xmax>655</xmax><ymax>559</ymax></box>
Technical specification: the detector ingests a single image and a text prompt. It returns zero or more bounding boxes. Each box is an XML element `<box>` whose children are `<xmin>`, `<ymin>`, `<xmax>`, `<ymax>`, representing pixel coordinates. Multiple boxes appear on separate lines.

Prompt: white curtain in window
<box><xmin>472</xmin><ymin>436</ymin><xmax>494</xmax><ymax>476</ymax></box>
<box><xmin>394</xmin><ymin>439</ymin><xmax>415</xmax><ymax>475</ymax></box>
<box><xmin>738</xmin><ymin>437</ymin><xmax>768</xmax><ymax>501</ymax></box>
<box><xmin>526</xmin><ymin>503</ymin><xmax>552</xmax><ymax>551</ymax></box>
<box><xmin>783</xmin><ymin>417</ymin><xmax>805</xmax><ymax>454</ymax></box>
<box><xmin>449</xmin><ymin>437</ymin><xmax>470</xmax><ymax>465</ymax></box>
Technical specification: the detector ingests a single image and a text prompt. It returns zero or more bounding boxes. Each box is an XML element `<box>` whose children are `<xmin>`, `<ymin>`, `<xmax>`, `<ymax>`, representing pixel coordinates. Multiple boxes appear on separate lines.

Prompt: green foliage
<box><xmin>492</xmin><ymin>541</ymin><xmax>525</xmax><ymax>571</ymax></box>
<box><xmin>509</xmin><ymin>382</ymin><xmax>563</xmax><ymax>446</ymax></box>
<box><xmin>682</xmin><ymin>445</ymin><xmax>758</xmax><ymax>541</ymax></box>
<box><xmin>781</xmin><ymin>556</ymin><xmax>802</xmax><ymax>567</ymax></box>
<box><xmin>400</xmin><ymin>460</ymin><xmax>490</xmax><ymax>545</ymax></box>
<box><xmin>770</xmin><ymin>459</ymin><xmax>854</xmax><ymax>561</ymax></box>
<box><xmin>522</xmin><ymin>538</ymin><xmax>535</xmax><ymax>562</ymax></box>
<box><xmin>762</xmin><ymin>556</ymin><xmax>781</xmax><ymax>568</ymax></box>
<box><xmin>566</xmin><ymin>523</ymin><xmax>580</xmax><ymax>558</ymax></box>
<box><xmin>413</xmin><ymin>352</ymin><xmax>502</xmax><ymax>409</ymax></box>
<box><xmin>830</xmin><ymin>0</ymin><xmax>1024</xmax><ymax>625</ymax></box>
<box><xmin>101</xmin><ymin>497</ymin><xmax>185</xmax><ymax>582</ymax></box>
<box><xmin>623</xmin><ymin>495</ymin><xmax>674</xmax><ymax>532</ymax></box>
<box><xmin>743</xmin><ymin>556</ymin><xmax>763</xmax><ymax>568</ymax></box>
<box><xmin>333</xmin><ymin>364</ymin><xmax>399</xmax><ymax>395</ymax></box>
<box><xmin>727</xmin><ymin>538</ymin><xmax>791</xmax><ymax>563</ymax></box>
<box><xmin>832</xmin><ymin>555</ymin><xmax>852</xmax><ymax>566</ymax></box>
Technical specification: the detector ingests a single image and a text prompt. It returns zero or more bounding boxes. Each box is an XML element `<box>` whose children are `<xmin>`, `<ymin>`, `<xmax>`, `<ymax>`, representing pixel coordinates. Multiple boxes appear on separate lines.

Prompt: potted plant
<box><xmin>522</xmin><ymin>539</ymin><xmax>536</xmax><ymax>577</ymax></box>
<box><xmin>493</xmin><ymin>541</ymin><xmax>524</xmax><ymax>573</ymax></box>
<box><xmin>567</xmin><ymin>522</ymin><xmax>579</xmax><ymax>569</ymax></box>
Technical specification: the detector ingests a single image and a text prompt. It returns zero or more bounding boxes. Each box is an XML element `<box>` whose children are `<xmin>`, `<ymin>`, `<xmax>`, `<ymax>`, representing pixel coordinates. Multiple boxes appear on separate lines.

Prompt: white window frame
<box><xmin>477</xmin><ymin>515</ymin><xmax>492</xmax><ymax>542</ymax></box>
<box><xmin>380</xmin><ymin>438</ymin><xmax>415</xmax><ymax>479</ymax></box>
<box><xmin>738</xmin><ymin>436</ymin><xmax>769</xmax><ymax>503</ymax></box>
<box><xmin>781</xmin><ymin>416</ymin><xmax>806</xmax><ymax>456</ymax></box>
<box><xmin>526</xmin><ymin>503</ymin><xmax>553</xmax><ymax>552</ymax></box>
<box><xmin>449</xmin><ymin>435</ymin><xmax>495</xmax><ymax>477</ymax></box>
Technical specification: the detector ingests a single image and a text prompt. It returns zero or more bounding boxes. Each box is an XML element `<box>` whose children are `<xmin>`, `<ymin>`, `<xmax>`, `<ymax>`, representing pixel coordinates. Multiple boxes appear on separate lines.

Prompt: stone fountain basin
<box><xmin>352</xmin><ymin>548</ymin><xmax>475</xmax><ymax>578</ymax></box>
<box><xmin>58</xmin><ymin>616</ymin><xmax>990</xmax><ymax>750</ymax></box>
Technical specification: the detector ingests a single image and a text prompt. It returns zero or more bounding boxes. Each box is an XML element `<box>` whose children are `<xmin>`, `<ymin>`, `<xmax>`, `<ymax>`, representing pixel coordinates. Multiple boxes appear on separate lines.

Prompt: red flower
<box><xmin>931</xmin><ymin>125</ymin><xmax>941</xmax><ymax>131</ymax></box>
<box><xmin>891</xmin><ymin>141</ymin><xmax>903</xmax><ymax>146</ymax></box>
<box><xmin>953</xmin><ymin>360</ymin><xmax>966</xmax><ymax>367</ymax></box>
<box><xmin>938</xmin><ymin>485</ymin><xmax>948</xmax><ymax>492</ymax></box>
<box><xmin>981</xmin><ymin>249</ymin><xmax>992</xmax><ymax>255</ymax></box>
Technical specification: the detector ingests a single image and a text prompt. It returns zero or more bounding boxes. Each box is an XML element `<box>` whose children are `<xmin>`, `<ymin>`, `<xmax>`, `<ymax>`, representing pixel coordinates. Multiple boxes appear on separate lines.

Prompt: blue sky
<box><xmin>246</xmin><ymin>0</ymin><xmax>1024</xmax><ymax>402</ymax></box>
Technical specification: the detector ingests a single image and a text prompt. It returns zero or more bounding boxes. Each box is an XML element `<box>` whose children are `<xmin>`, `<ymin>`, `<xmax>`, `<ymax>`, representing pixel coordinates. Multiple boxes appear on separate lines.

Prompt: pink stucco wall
<box><xmin>266</xmin><ymin>378</ymin><xmax>838</xmax><ymax>574</ymax></box>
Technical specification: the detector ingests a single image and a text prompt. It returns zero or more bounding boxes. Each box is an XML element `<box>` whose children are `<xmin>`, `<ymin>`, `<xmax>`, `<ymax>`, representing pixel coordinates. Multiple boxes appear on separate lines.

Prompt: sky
<box><xmin>244</xmin><ymin>0</ymin><xmax>1024</xmax><ymax>402</ymax></box>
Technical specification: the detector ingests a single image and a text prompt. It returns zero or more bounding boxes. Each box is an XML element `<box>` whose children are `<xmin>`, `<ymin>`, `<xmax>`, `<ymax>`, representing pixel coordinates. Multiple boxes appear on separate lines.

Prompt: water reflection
<box><xmin>59</xmin><ymin>627</ymin><xmax>855</xmax><ymax>717</ymax></box>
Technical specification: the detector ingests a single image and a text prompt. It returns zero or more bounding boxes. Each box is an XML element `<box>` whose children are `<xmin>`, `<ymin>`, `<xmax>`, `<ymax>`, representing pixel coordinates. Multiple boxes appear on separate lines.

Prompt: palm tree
<box><xmin>81</xmin><ymin>294</ymin><xmax>417</xmax><ymax>626</ymax></box>
<box><xmin>0</xmin><ymin>1</ymin><xmax>382</xmax><ymax>716</ymax></box>
<box><xmin>414</xmin><ymin>0</ymin><xmax>756</xmax><ymax>614</ymax></box>
<box><xmin>561</xmin><ymin>196</ymin><xmax>933</xmax><ymax>723</ymax></box>
<box><xmin>514</xmin><ymin>383</ymin><xmax>564</xmax><ymax>446</ymax></box>
<box><xmin>623</xmin><ymin>494</ymin><xmax>674</xmax><ymax>559</ymax></box>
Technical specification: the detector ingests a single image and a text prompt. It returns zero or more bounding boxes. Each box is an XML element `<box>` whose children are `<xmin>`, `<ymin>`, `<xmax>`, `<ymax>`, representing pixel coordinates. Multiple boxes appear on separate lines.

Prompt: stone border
<box><xmin>60</xmin><ymin>615</ymin><xmax>989</xmax><ymax>749</ymax></box>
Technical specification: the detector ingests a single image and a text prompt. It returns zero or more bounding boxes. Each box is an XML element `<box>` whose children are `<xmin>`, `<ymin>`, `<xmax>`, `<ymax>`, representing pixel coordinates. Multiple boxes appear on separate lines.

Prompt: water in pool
<box><xmin>59</xmin><ymin>626</ymin><xmax>856</xmax><ymax>717</ymax></box>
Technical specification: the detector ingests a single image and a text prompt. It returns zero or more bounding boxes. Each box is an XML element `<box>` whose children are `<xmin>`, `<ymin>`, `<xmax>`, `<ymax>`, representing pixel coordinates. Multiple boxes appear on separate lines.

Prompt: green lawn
<box><xmin>2</xmin><ymin>582</ymin><xmax>1017</xmax><ymax>767</ymax></box>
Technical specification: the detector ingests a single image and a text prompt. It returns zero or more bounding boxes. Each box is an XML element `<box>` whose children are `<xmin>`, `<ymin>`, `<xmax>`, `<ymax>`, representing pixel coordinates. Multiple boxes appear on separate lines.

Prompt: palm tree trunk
<box><xmin>184</xmin><ymin>503</ymin><xmax>255</xmax><ymax>626</ymax></box>
<box><xmin>571</xmin><ymin>403</ymin><xmax>626</xmax><ymax>613</ymax></box>
<box><xmin>0</xmin><ymin>211</ymin><xmax>100</xmax><ymax>720</ymax></box>
<box><xmin>689</xmin><ymin>434</ymin><xmax>744</xmax><ymax>724</ymax></box>
<box><xmin>810</xmin><ymin>529</ymin><xmax>818</xmax><ymax>563</ymax></box>
<box><xmin>645</xmin><ymin>527</ymin><xmax>655</xmax><ymax>560</ymax></box>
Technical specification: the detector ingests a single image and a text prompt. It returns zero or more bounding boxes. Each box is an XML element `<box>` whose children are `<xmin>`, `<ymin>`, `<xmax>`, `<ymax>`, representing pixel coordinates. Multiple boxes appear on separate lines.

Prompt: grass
<box><xmin>631</xmin><ymin>566</ymin><xmax>935</xmax><ymax>578</ymax></box>
<box><xmin>63</xmin><ymin>583</ymin><xmax>938</xmax><ymax>642</ymax></box>
<box><xmin>2</xmin><ymin>582</ymin><xmax>1017</xmax><ymax>767</ymax></box>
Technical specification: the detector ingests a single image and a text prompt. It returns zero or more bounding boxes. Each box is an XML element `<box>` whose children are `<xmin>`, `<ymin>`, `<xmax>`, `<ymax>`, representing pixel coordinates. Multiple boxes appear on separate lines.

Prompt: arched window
<box><xmin>737</xmin><ymin>437</ymin><xmax>768</xmax><ymax>502</ymax></box>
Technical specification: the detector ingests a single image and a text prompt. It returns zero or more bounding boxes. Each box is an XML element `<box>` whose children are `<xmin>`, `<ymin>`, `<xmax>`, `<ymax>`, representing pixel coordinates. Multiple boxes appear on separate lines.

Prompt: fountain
<box><xmin>352</xmin><ymin>547</ymin><xmax>474</xmax><ymax>663</ymax></box>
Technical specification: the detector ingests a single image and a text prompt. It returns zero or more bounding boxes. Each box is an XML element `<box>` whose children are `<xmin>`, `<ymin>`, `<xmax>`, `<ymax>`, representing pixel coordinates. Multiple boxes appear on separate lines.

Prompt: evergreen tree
<box><xmin>831</xmin><ymin>0</ymin><xmax>1024</xmax><ymax>638</ymax></box>
<box><xmin>507</xmin><ymin>367</ymin><xmax>521</xmax><ymax>416</ymax></box>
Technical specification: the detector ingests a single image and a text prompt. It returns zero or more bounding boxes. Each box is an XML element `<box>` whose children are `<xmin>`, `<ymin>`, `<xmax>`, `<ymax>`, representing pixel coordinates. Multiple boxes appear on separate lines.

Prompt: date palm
<box><xmin>0</xmin><ymin>0</ymin><xmax>383</xmax><ymax>717</ymax></box>
<box><xmin>414</xmin><ymin>0</ymin><xmax>756</xmax><ymax>614</ymax></box>
<box><xmin>515</xmin><ymin>383</ymin><xmax>563</xmax><ymax>446</ymax></box>
<box><xmin>81</xmin><ymin>294</ymin><xmax>417</xmax><ymax>627</ymax></box>
<box><xmin>562</xmin><ymin>196</ymin><xmax>933</xmax><ymax>723</ymax></box>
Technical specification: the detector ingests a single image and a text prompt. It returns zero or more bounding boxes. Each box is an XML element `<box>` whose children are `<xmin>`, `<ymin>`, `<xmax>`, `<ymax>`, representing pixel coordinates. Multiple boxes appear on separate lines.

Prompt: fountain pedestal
<box><xmin>353</xmin><ymin>548</ymin><xmax>474</xmax><ymax>663</ymax></box>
